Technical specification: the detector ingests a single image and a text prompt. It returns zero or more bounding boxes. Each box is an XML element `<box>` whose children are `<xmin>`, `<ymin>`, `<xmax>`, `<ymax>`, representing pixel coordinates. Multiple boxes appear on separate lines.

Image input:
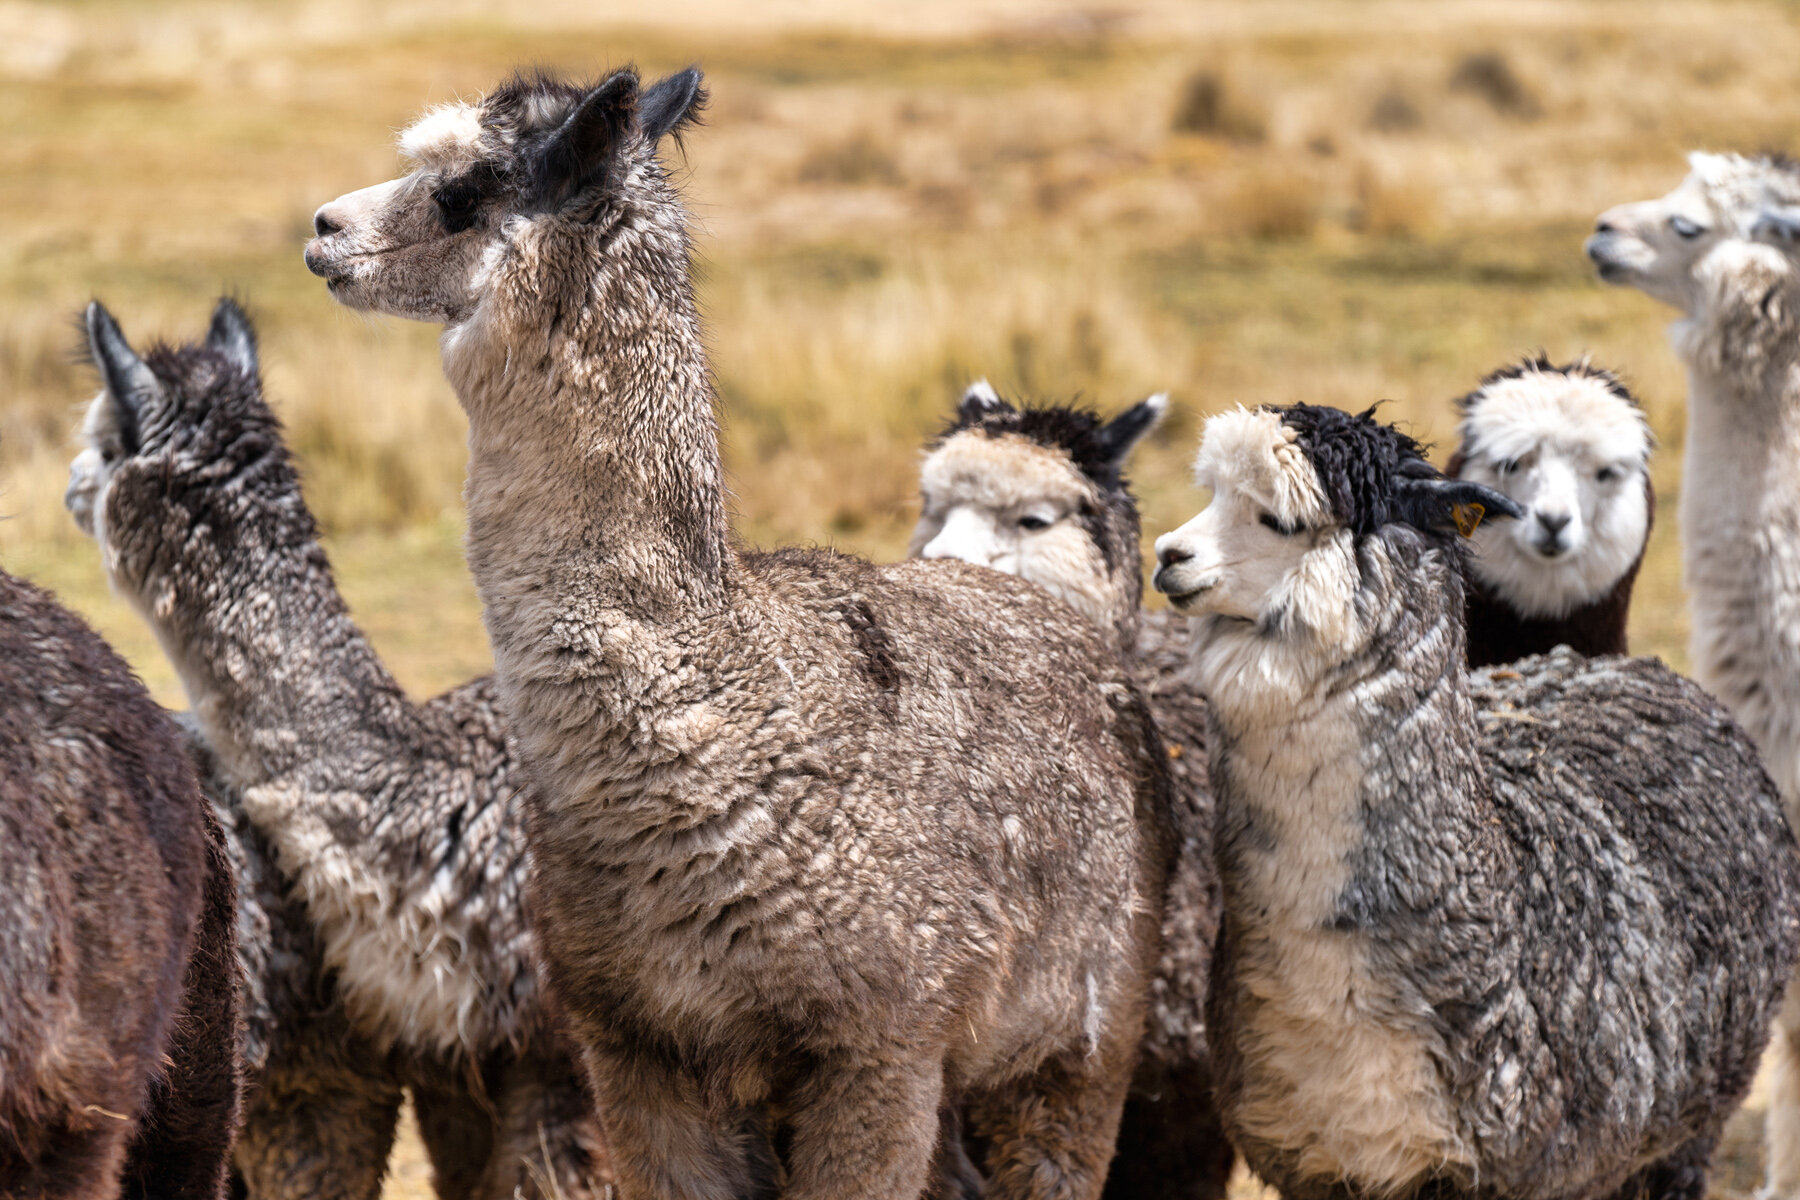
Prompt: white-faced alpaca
<box><xmin>67</xmin><ymin>300</ymin><xmax>609</xmax><ymax>1200</ymax></box>
<box><xmin>911</xmin><ymin>384</ymin><xmax>1232</xmax><ymax>1200</ymax></box>
<box><xmin>1150</xmin><ymin>402</ymin><xmax>1800</xmax><ymax>1200</ymax></box>
<box><xmin>305</xmin><ymin>67</ymin><xmax>1170</xmax><ymax>1200</ymax></box>
<box><xmin>1588</xmin><ymin>150</ymin><xmax>1800</xmax><ymax>1200</ymax></box>
<box><xmin>0</xmin><ymin>566</ymin><xmax>242</xmax><ymax>1199</ymax></box>
<box><xmin>1442</xmin><ymin>357</ymin><xmax>1654</xmax><ymax>668</ymax></box>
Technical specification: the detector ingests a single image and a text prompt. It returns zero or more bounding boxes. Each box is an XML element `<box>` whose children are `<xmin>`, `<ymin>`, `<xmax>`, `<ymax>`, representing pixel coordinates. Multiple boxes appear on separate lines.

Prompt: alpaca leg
<box><xmin>1767</xmin><ymin>979</ymin><xmax>1800</xmax><ymax>1200</ymax></box>
<box><xmin>480</xmin><ymin>1050</ymin><xmax>613</xmax><ymax>1200</ymax></box>
<box><xmin>587</xmin><ymin>1042</ymin><xmax>777</xmax><ymax>1200</ymax></box>
<box><xmin>232</xmin><ymin>1023</ymin><xmax>403</xmax><ymax>1200</ymax></box>
<box><xmin>1606</xmin><ymin>1131</ymin><xmax>1716</xmax><ymax>1200</ymax></box>
<box><xmin>927</xmin><ymin>1105</ymin><xmax>986</xmax><ymax>1200</ymax></box>
<box><xmin>975</xmin><ymin>1045</ymin><xmax>1138</xmax><ymax>1200</ymax></box>
<box><xmin>121</xmin><ymin>822</ymin><xmax>244</xmax><ymax>1200</ymax></box>
<box><xmin>779</xmin><ymin>1058</ymin><xmax>943</xmax><ymax>1200</ymax></box>
<box><xmin>411</xmin><ymin>1070</ymin><xmax>498</xmax><ymax>1200</ymax></box>
<box><xmin>0</xmin><ymin>1120</ymin><xmax>136</xmax><ymax>1200</ymax></box>
<box><xmin>1102</xmin><ymin>1062</ymin><xmax>1234</xmax><ymax>1200</ymax></box>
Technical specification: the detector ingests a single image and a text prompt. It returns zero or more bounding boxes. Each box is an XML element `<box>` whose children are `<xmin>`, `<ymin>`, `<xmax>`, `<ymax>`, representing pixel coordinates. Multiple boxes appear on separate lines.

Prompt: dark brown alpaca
<box><xmin>1441</xmin><ymin>357</ymin><xmax>1654</xmax><ymax>668</ymax></box>
<box><xmin>0</xmin><ymin>567</ymin><xmax>242</xmax><ymax>1199</ymax></box>
<box><xmin>306</xmin><ymin>67</ymin><xmax>1169</xmax><ymax>1199</ymax></box>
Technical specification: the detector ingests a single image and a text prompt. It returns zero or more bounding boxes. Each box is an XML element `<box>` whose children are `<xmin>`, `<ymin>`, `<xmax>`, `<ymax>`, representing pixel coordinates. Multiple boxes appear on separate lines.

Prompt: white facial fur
<box><xmin>65</xmin><ymin>389</ymin><xmax>134</xmax><ymax>551</ymax></box>
<box><xmin>910</xmin><ymin>430</ymin><xmax>1115</xmax><ymax>627</ymax></box>
<box><xmin>1587</xmin><ymin>152</ymin><xmax>1799</xmax><ymax>314</ymax></box>
<box><xmin>1454</xmin><ymin>370</ymin><xmax>1651</xmax><ymax>619</ymax></box>
<box><xmin>1153</xmin><ymin>408</ymin><xmax>1355</xmax><ymax>636</ymax></box>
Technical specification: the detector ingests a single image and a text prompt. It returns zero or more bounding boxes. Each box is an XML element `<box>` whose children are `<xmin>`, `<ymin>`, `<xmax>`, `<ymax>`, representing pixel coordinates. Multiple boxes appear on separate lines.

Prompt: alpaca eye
<box><xmin>1596</xmin><ymin>466</ymin><xmax>1621</xmax><ymax>483</ymax></box>
<box><xmin>1018</xmin><ymin>514</ymin><xmax>1053</xmax><ymax>531</ymax></box>
<box><xmin>1496</xmin><ymin>458</ymin><xmax>1520</xmax><ymax>476</ymax></box>
<box><xmin>1259</xmin><ymin>512</ymin><xmax>1303</xmax><ymax>536</ymax></box>
<box><xmin>434</xmin><ymin>183</ymin><xmax>483</xmax><ymax>232</ymax></box>
<box><xmin>1669</xmin><ymin>214</ymin><xmax>1706</xmax><ymax>240</ymax></box>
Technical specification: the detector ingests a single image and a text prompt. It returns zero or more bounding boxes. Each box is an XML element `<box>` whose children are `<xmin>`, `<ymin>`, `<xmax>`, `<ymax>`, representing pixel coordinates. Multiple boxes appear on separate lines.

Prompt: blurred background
<box><xmin>1</xmin><ymin>0</ymin><xmax>1791</xmax><ymax>1193</ymax></box>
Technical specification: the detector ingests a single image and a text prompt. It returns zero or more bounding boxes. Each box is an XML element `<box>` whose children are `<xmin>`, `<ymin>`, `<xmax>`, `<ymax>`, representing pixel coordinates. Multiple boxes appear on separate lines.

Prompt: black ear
<box><xmin>85</xmin><ymin>301</ymin><xmax>158</xmax><ymax>453</ymax></box>
<box><xmin>206</xmin><ymin>297</ymin><xmax>259</xmax><ymax>378</ymax></box>
<box><xmin>1753</xmin><ymin>205</ymin><xmax>1800</xmax><ymax>246</ymax></box>
<box><xmin>1094</xmin><ymin>392</ymin><xmax>1168</xmax><ymax>468</ymax></box>
<box><xmin>529</xmin><ymin>70</ymin><xmax>640</xmax><ymax>212</ymax></box>
<box><xmin>1393</xmin><ymin>475</ymin><xmax>1524</xmax><ymax>537</ymax></box>
<box><xmin>640</xmin><ymin>67</ymin><xmax>706</xmax><ymax>143</ymax></box>
<box><xmin>958</xmin><ymin>379</ymin><xmax>1011</xmax><ymax>422</ymax></box>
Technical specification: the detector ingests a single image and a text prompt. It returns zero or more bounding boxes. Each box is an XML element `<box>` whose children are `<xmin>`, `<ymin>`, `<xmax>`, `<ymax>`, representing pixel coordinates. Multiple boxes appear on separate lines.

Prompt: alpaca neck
<box><xmin>1204</xmin><ymin>539</ymin><xmax>1501</xmax><ymax>932</ymax></box>
<box><xmin>121</xmin><ymin>493</ymin><xmax>415</xmax><ymax>788</ymax></box>
<box><xmin>1462</xmin><ymin>551</ymin><xmax>1639</xmax><ymax>668</ymax></box>
<box><xmin>443</xmin><ymin>209</ymin><xmax>733</xmax><ymax>786</ymax></box>
<box><xmin>1678</xmin><ymin>328</ymin><xmax>1800</xmax><ymax>799</ymax></box>
<box><xmin>1198</xmin><ymin>537</ymin><xmax>1489</xmax><ymax>1186</ymax></box>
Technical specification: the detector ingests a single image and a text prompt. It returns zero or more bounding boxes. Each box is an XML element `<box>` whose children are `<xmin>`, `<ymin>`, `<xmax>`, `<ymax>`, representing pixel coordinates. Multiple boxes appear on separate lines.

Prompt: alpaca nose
<box><xmin>1537</xmin><ymin>511</ymin><xmax>1570</xmax><ymax>535</ymax></box>
<box><xmin>1157</xmin><ymin>546</ymin><xmax>1193</xmax><ymax>569</ymax></box>
<box><xmin>313</xmin><ymin>206</ymin><xmax>343</xmax><ymax>238</ymax></box>
<box><xmin>1593</xmin><ymin>217</ymin><xmax>1617</xmax><ymax>235</ymax></box>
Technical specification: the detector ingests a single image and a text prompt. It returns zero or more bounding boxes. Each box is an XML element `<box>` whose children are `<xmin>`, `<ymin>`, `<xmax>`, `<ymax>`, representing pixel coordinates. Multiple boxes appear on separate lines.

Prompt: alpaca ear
<box><xmin>529</xmin><ymin>70</ymin><xmax>639</xmax><ymax>212</ymax></box>
<box><xmin>958</xmin><ymin>379</ymin><xmax>1010</xmax><ymax>421</ymax></box>
<box><xmin>85</xmin><ymin>301</ymin><xmax>158</xmax><ymax>453</ymax></box>
<box><xmin>1094</xmin><ymin>393</ymin><xmax>1168</xmax><ymax>469</ymax></box>
<box><xmin>1753</xmin><ymin>204</ymin><xmax>1800</xmax><ymax>246</ymax></box>
<box><xmin>639</xmin><ymin>67</ymin><xmax>706</xmax><ymax>143</ymax></box>
<box><xmin>205</xmin><ymin>297</ymin><xmax>259</xmax><ymax>378</ymax></box>
<box><xmin>1393</xmin><ymin>475</ymin><xmax>1524</xmax><ymax>537</ymax></box>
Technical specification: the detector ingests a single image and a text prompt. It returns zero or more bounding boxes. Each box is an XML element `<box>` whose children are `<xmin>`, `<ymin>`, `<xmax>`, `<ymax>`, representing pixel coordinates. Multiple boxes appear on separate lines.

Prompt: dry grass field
<box><xmin>3</xmin><ymin>0</ymin><xmax>1796</xmax><ymax>1193</ymax></box>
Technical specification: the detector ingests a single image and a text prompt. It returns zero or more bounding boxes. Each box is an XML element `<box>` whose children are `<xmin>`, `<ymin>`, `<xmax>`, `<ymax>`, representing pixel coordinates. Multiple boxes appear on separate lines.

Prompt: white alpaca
<box><xmin>1589</xmin><ymin>152</ymin><xmax>1800</xmax><ymax>1200</ymax></box>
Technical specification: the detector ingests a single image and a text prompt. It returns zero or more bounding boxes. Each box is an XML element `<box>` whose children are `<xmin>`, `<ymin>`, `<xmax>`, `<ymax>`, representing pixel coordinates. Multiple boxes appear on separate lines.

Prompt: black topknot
<box><xmin>941</xmin><ymin>392</ymin><xmax>1137</xmax><ymax>494</ymax></box>
<box><xmin>1455</xmin><ymin>353</ymin><xmax>1640</xmax><ymax>415</ymax></box>
<box><xmin>1274</xmin><ymin>403</ymin><xmax>1521</xmax><ymax>540</ymax></box>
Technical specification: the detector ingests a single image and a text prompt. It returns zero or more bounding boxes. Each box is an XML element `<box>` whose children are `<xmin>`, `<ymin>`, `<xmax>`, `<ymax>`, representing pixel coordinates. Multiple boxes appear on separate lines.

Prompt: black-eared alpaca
<box><xmin>65</xmin><ymin>299</ymin><xmax>608</xmax><ymax>1200</ymax></box>
<box><xmin>911</xmin><ymin>383</ymin><xmax>1232</xmax><ymax>1200</ymax></box>
<box><xmin>0</xmin><ymin>566</ymin><xmax>242</xmax><ymax>1200</ymax></box>
<box><xmin>305</xmin><ymin>66</ymin><xmax>1170</xmax><ymax>1199</ymax></box>
<box><xmin>1152</xmin><ymin>402</ymin><xmax>1800</xmax><ymax>1200</ymax></box>
<box><xmin>1443</xmin><ymin>356</ymin><xmax>1654</xmax><ymax>667</ymax></box>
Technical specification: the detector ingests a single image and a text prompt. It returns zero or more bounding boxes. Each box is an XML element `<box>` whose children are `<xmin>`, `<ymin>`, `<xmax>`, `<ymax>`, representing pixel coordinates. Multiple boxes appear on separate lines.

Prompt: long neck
<box><xmin>1462</xmin><ymin>553</ymin><xmax>1639</xmax><ymax>668</ymax></box>
<box><xmin>113</xmin><ymin>473</ymin><xmax>416</xmax><ymax>787</ymax></box>
<box><xmin>1677</xmin><ymin>294</ymin><xmax>1800</xmax><ymax>796</ymax></box>
<box><xmin>443</xmin><ymin>194</ymin><xmax>734</xmax><ymax>766</ymax></box>
<box><xmin>1204</xmin><ymin>538</ymin><xmax>1501</xmax><ymax>932</ymax></box>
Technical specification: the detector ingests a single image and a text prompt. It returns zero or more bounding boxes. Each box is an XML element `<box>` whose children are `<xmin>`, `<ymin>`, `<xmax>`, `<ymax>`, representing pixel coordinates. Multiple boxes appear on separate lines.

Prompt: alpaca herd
<box><xmin>6</xmin><ymin>65</ymin><xmax>1800</xmax><ymax>1200</ymax></box>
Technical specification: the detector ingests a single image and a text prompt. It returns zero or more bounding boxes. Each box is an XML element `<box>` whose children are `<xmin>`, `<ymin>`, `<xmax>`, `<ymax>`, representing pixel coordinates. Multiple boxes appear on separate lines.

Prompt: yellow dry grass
<box><xmin>3</xmin><ymin>0</ymin><xmax>1797</xmax><ymax>1193</ymax></box>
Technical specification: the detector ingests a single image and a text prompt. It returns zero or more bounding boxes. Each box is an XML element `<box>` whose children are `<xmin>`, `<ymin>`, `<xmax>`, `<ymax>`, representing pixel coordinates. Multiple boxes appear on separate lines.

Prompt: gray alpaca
<box><xmin>0</xmin><ymin>564</ymin><xmax>242</xmax><ymax>1199</ymax></box>
<box><xmin>911</xmin><ymin>385</ymin><xmax>1232</xmax><ymax>1200</ymax></box>
<box><xmin>1153</xmin><ymin>402</ymin><xmax>1800</xmax><ymax>1200</ymax></box>
<box><xmin>66</xmin><ymin>299</ymin><xmax>609</xmax><ymax>1200</ymax></box>
<box><xmin>305</xmin><ymin>67</ymin><xmax>1169</xmax><ymax>1200</ymax></box>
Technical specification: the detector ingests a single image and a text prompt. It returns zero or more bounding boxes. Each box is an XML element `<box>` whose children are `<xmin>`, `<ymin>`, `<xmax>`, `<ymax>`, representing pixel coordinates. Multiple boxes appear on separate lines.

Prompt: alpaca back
<box><xmin>0</xmin><ymin>568</ymin><xmax>239</xmax><ymax>1197</ymax></box>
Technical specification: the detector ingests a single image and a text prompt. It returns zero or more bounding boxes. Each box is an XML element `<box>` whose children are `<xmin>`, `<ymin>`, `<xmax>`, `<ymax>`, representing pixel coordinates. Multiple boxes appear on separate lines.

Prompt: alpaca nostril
<box><xmin>1158</xmin><ymin>546</ymin><xmax>1193</xmax><ymax>569</ymax></box>
<box><xmin>1537</xmin><ymin>511</ymin><xmax>1571</xmax><ymax>535</ymax></box>
<box><xmin>313</xmin><ymin>208</ymin><xmax>342</xmax><ymax>238</ymax></box>
<box><xmin>1594</xmin><ymin>218</ymin><xmax>1617</xmax><ymax>235</ymax></box>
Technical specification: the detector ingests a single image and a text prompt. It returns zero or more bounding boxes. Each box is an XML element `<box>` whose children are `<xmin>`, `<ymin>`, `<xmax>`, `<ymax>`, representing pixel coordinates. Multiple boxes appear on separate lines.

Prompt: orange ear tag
<box><xmin>1451</xmin><ymin>502</ymin><xmax>1486</xmax><ymax>539</ymax></box>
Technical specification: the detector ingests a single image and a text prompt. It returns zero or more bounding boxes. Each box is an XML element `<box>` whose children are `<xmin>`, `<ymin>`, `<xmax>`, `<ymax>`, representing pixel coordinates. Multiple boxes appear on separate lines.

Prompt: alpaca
<box><xmin>1151</xmin><ymin>402</ymin><xmax>1800</xmax><ymax>1200</ymax></box>
<box><xmin>911</xmin><ymin>383</ymin><xmax>1231</xmax><ymax>1200</ymax></box>
<box><xmin>304</xmin><ymin>67</ymin><xmax>1170</xmax><ymax>1200</ymax></box>
<box><xmin>1441</xmin><ymin>356</ymin><xmax>1654</xmax><ymax>667</ymax></box>
<box><xmin>1587</xmin><ymin>151</ymin><xmax>1800</xmax><ymax>1200</ymax></box>
<box><xmin>67</xmin><ymin>298</ymin><xmax>609</xmax><ymax>1200</ymax></box>
<box><xmin>0</xmin><ymin>564</ymin><xmax>242</xmax><ymax>1199</ymax></box>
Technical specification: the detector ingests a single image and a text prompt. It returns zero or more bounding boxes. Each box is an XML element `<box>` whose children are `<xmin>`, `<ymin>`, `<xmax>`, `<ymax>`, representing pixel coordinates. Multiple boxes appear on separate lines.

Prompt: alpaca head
<box><xmin>909</xmin><ymin>381</ymin><xmax>1166</xmax><ymax>644</ymax></box>
<box><xmin>67</xmin><ymin>298</ymin><xmax>301</xmax><ymax>599</ymax></box>
<box><xmin>1587</xmin><ymin>152</ymin><xmax>1800</xmax><ymax>316</ymax></box>
<box><xmin>304</xmin><ymin>66</ymin><xmax>706</xmax><ymax>324</ymax></box>
<box><xmin>1153</xmin><ymin>405</ymin><xmax>1519</xmax><ymax>696</ymax></box>
<box><xmin>1448</xmin><ymin>357</ymin><xmax>1652</xmax><ymax>619</ymax></box>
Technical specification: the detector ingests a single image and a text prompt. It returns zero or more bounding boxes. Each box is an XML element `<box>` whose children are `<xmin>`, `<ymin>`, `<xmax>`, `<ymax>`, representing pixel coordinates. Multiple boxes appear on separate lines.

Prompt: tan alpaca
<box><xmin>304</xmin><ymin>68</ymin><xmax>1168</xmax><ymax>1200</ymax></box>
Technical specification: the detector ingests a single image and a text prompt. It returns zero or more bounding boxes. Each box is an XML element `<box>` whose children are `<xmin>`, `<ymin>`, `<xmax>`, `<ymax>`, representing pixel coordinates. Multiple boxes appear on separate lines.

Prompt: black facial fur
<box><xmin>1274</xmin><ymin>403</ymin><xmax>1522</xmax><ymax>540</ymax></box>
<box><xmin>511</xmin><ymin>66</ymin><xmax>707</xmax><ymax>215</ymax></box>
<box><xmin>940</xmin><ymin>393</ymin><xmax>1136</xmax><ymax>493</ymax></box>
